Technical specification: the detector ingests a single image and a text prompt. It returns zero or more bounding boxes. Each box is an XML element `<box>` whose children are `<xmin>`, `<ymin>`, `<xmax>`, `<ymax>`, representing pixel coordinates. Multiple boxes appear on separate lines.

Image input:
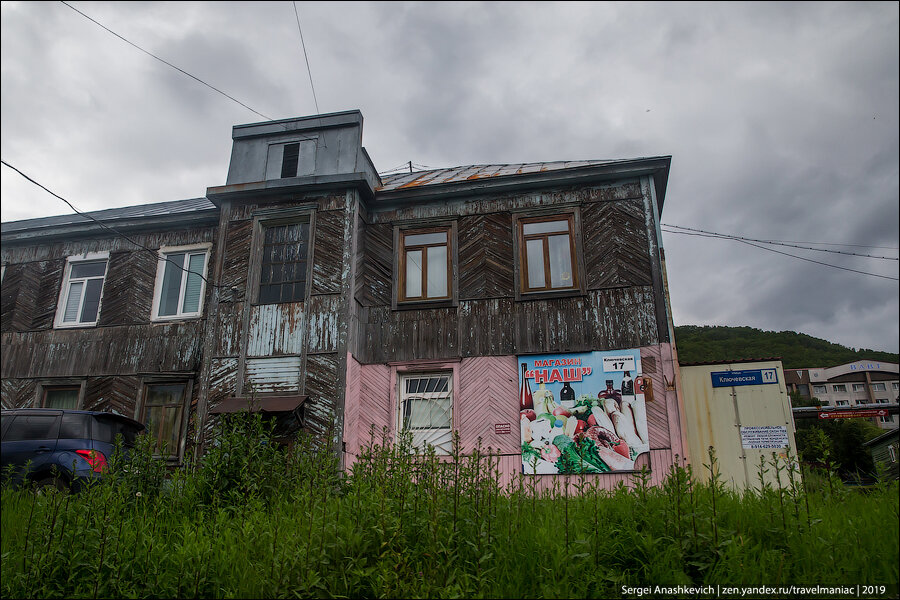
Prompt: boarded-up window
<box><xmin>142</xmin><ymin>383</ymin><xmax>187</xmax><ymax>458</ymax></box>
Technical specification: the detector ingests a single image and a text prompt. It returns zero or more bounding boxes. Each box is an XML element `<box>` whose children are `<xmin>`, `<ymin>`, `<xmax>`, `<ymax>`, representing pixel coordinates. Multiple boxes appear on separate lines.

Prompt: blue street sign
<box><xmin>711</xmin><ymin>368</ymin><xmax>778</xmax><ymax>388</ymax></box>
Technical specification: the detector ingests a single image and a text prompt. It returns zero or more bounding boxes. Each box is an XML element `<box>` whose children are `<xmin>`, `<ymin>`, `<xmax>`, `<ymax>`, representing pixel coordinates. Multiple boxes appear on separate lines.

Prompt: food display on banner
<box><xmin>519</xmin><ymin>349</ymin><xmax>651</xmax><ymax>474</ymax></box>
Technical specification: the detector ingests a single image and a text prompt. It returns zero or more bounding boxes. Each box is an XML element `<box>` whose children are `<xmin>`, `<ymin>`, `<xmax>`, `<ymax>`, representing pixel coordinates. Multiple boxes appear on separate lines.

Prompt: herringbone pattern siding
<box><xmin>456</xmin><ymin>356</ymin><xmax>519</xmax><ymax>454</ymax></box>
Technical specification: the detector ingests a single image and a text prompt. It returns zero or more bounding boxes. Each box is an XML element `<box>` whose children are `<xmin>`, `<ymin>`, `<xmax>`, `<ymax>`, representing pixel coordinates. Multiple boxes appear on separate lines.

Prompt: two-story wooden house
<box><xmin>2</xmin><ymin>110</ymin><xmax>689</xmax><ymax>487</ymax></box>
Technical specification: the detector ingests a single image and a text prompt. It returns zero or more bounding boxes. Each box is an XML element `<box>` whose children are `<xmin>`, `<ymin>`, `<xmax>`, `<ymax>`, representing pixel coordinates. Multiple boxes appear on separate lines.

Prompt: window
<box><xmin>517</xmin><ymin>215</ymin><xmax>579</xmax><ymax>293</ymax></box>
<box><xmin>852</xmin><ymin>383</ymin><xmax>866</xmax><ymax>392</ymax></box>
<box><xmin>398</xmin><ymin>372</ymin><xmax>453</xmax><ymax>454</ymax></box>
<box><xmin>832</xmin><ymin>384</ymin><xmax>847</xmax><ymax>393</ymax></box>
<box><xmin>880</xmin><ymin>415</ymin><xmax>894</xmax><ymax>424</ymax></box>
<box><xmin>3</xmin><ymin>414</ymin><xmax>60</xmax><ymax>442</ymax></box>
<box><xmin>875</xmin><ymin>398</ymin><xmax>889</xmax><ymax>404</ymax></box>
<box><xmin>813</xmin><ymin>385</ymin><xmax>827</xmax><ymax>395</ymax></box>
<box><xmin>140</xmin><ymin>382</ymin><xmax>188</xmax><ymax>459</ymax></box>
<box><xmin>43</xmin><ymin>386</ymin><xmax>80</xmax><ymax>409</ymax></box>
<box><xmin>55</xmin><ymin>253</ymin><xmax>108</xmax><ymax>327</ymax></box>
<box><xmin>258</xmin><ymin>222</ymin><xmax>309</xmax><ymax>304</ymax></box>
<box><xmin>152</xmin><ymin>245</ymin><xmax>210</xmax><ymax>320</ymax></box>
<box><xmin>836</xmin><ymin>400</ymin><xmax>849</xmax><ymax>406</ymax></box>
<box><xmin>892</xmin><ymin>382</ymin><xmax>898</xmax><ymax>390</ymax></box>
<box><xmin>399</xmin><ymin>228</ymin><xmax>451</xmax><ymax>302</ymax></box>
<box><xmin>871</xmin><ymin>383</ymin><xmax>886</xmax><ymax>392</ymax></box>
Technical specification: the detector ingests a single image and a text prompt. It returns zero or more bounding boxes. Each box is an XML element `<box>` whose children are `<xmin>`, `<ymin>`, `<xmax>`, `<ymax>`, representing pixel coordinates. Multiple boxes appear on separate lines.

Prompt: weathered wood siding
<box><xmin>0</xmin><ymin>226</ymin><xmax>216</xmax><ymax>427</ymax></box>
<box><xmin>353</xmin><ymin>180</ymin><xmax>661</xmax><ymax>363</ymax></box>
<box><xmin>204</xmin><ymin>193</ymin><xmax>354</xmax><ymax>442</ymax></box>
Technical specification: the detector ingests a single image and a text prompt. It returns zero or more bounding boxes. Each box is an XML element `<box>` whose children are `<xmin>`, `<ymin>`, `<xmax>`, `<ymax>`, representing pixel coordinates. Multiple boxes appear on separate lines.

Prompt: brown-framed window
<box><xmin>42</xmin><ymin>386</ymin><xmax>80</xmax><ymax>409</ymax></box>
<box><xmin>141</xmin><ymin>382</ymin><xmax>188</xmax><ymax>459</ymax></box>
<box><xmin>258</xmin><ymin>221</ymin><xmax>310</xmax><ymax>304</ymax></box>
<box><xmin>399</xmin><ymin>228</ymin><xmax>451</xmax><ymax>302</ymax></box>
<box><xmin>517</xmin><ymin>215</ymin><xmax>578</xmax><ymax>293</ymax></box>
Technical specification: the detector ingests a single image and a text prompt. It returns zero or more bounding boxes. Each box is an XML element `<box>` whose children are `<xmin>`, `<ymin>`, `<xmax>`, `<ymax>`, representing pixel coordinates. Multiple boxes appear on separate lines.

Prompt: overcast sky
<box><xmin>2</xmin><ymin>1</ymin><xmax>898</xmax><ymax>354</ymax></box>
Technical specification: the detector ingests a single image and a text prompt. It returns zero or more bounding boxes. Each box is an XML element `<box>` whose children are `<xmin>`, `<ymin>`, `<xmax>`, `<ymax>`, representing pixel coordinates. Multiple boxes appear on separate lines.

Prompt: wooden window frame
<box><xmin>248</xmin><ymin>208</ymin><xmax>316</xmax><ymax>306</ymax></box>
<box><xmin>512</xmin><ymin>210</ymin><xmax>585</xmax><ymax>301</ymax></box>
<box><xmin>35</xmin><ymin>379</ymin><xmax>87</xmax><ymax>409</ymax></box>
<box><xmin>135</xmin><ymin>376</ymin><xmax>193</xmax><ymax>463</ymax></box>
<box><xmin>151</xmin><ymin>243</ymin><xmax>212</xmax><ymax>321</ymax></box>
<box><xmin>392</xmin><ymin>221</ymin><xmax>458</xmax><ymax>310</ymax></box>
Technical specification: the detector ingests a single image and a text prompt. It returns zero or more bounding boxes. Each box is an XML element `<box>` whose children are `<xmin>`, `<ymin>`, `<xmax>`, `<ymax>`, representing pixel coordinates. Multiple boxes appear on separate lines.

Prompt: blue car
<box><xmin>1</xmin><ymin>409</ymin><xmax>145</xmax><ymax>491</ymax></box>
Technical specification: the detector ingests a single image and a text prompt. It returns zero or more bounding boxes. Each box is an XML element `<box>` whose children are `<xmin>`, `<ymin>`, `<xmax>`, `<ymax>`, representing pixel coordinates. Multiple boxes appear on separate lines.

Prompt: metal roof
<box><xmin>1</xmin><ymin>197</ymin><xmax>216</xmax><ymax>234</ymax></box>
<box><xmin>2</xmin><ymin>158</ymin><xmax>669</xmax><ymax>235</ymax></box>
<box><xmin>377</xmin><ymin>160</ymin><xmax>632</xmax><ymax>192</ymax></box>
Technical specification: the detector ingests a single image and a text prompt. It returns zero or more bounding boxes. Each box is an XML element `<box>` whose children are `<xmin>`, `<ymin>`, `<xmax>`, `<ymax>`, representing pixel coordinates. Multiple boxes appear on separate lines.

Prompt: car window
<box><xmin>1</xmin><ymin>413</ymin><xmax>13</xmax><ymax>440</ymax></box>
<box><xmin>59</xmin><ymin>413</ymin><xmax>91</xmax><ymax>440</ymax></box>
<box><xmin>92</xmin><ymin>417</ymin><xmax>139</xmax><ymax>448</ymax></box>
<box><xmin>3</xmin><ymin>414</ymin><xmax>61</xmax><ymax>441</ymax></box>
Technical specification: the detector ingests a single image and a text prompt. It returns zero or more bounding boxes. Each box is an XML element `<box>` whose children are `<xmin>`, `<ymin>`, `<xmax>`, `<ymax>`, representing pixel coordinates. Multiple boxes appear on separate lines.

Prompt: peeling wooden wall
<box><xmin>204</xmin><ymin>193</ymin><xmax>352</xmax><ymax>441</ymax></box>
<box><xmin>1</xmin><ymin>226</ymin><xmax>217</xmax><ymax>415</ymax></box>
<box><xmin>353</xmin><ymin>180</ymin><xmax>661</xmax><ymax>363</ymax></box>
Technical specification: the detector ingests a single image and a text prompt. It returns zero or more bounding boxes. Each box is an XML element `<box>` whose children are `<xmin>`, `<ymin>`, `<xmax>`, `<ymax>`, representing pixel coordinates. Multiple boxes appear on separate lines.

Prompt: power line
<box><xmin>661</xmin><ymin>226</ymin><xmax>898</xmax><ymax>281</ymax></box>
<box><xmin>662</xmin><ymin>223</ymin><xmax>898</xmax><ymax>260</ymax></box>
<box><xmin>1</xmin><ymin>159</ymin><xmax>224</xmax><ymax>290</ymax></box>
<box><xmin>60</xmin><ymin>0</ymin><xmax>322</xmax><ymax>144</ymax></box>
<box><xmin>60</xmin><ymin>1</ymin><xmax>276</xmax><ymax>123</ymax></box>
<box><xmin>292</xmin><ymin>1</ymin><xmax>320</xmax><ymax>115</ymax></box>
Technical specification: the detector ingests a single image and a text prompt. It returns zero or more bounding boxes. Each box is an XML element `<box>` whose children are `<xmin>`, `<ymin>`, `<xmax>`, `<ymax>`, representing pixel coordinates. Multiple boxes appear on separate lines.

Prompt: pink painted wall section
<box><xmin>343</xmin><ymin>343</ymin><xmax>687</xmax><ymax>489</ymax></box>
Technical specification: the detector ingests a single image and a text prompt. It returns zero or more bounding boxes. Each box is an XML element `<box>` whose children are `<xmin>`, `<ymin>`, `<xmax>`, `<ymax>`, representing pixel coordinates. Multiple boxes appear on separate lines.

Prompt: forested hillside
<box><xmin>674</xmin><ymin>325</ymin><xmax>899</xmax><ymax>368</ymax></box>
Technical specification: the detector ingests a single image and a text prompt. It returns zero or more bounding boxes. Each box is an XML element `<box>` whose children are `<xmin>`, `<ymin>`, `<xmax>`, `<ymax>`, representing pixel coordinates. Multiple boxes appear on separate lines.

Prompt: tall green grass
<box><xmin>2</xmin><ymin>415</ymin><xmax>897</xmax><ymax>599</ymax></box>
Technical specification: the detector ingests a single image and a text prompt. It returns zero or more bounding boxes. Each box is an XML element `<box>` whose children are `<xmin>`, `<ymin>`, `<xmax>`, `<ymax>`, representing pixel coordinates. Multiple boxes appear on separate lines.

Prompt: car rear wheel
<box><xmin>34</xmin><ymin>476</ymin><xmax>69</xmax><ymax>493</ymax></box>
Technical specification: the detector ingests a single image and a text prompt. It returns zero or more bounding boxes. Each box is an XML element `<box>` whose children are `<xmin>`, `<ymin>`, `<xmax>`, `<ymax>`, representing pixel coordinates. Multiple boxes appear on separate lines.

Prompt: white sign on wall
<box><xmin>740</xmin><ymin>426</ymin><xmax>789</xmax><ymax>449</ymax></box>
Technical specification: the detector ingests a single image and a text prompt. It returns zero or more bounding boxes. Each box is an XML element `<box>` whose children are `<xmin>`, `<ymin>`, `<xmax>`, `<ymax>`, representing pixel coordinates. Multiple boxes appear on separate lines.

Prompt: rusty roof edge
<box><xmin>372</xmin><ymin>157</ymin><xmax>671</xmax><ymax>207</ymax></box>
<box><xmin>206</xmin><ymin>172</ymin><xmax>376</xmax><ymax>205</ymax></box>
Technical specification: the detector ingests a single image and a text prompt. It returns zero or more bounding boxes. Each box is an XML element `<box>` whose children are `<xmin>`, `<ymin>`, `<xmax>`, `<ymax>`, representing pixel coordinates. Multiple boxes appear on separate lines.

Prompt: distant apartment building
<box><xmin>785</xmin><ymin>360</ymin><xmax>899</xmax><ymax>430</ymax></box>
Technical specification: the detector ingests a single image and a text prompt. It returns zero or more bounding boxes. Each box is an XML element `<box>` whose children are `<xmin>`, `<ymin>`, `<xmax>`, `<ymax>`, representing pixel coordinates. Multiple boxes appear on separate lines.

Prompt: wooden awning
<box><xmin>210</xmin><ymin>395</ymin><xmax>307</xmax><ymax>414</ymax></box>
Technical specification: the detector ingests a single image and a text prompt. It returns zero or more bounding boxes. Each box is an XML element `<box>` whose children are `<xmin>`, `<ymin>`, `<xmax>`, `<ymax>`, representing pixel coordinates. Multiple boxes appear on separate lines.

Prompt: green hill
<box><xmin>674</xmin><ymin>325</ymin><xmax>899</xmax><ymax>369</ymax></box>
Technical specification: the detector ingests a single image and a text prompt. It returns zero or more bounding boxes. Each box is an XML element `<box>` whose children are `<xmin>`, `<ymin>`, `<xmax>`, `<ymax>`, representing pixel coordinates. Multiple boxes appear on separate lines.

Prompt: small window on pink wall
<box><xmin>398</xmin><ymin>372</ymin><xmax>453</xmax><ymax>454</ymax></box>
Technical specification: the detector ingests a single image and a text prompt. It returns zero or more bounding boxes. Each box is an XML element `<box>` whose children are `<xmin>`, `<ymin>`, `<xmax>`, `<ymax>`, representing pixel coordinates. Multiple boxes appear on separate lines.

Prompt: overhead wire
<box><xmin>1</xmin><ymin>160</ymin><xmax>226</xmax><ymax>290</ymax></box>
<box><xmin>292</xmin><ymin>1</ymin><xmax>320</xmax><ymax>115</ymax></box>
<box><xmin>662</xmin><ymin>223</ymin><xmax>899</xmax><ymax>259</ymax></box>
<box><xmin>661</xmin><ymin>226</ymin><xmax>898</xmax><ymax>281</ymax></box>
<box><xmin>59</xmin><ymin>1</ymin><xmax>319</xmax><ymax>141</ymax></box>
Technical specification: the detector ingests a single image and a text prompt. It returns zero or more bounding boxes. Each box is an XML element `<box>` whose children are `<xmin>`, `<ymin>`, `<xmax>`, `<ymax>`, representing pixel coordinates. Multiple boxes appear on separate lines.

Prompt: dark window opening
<box><xmin>281</xmin><ymin>143</ymin><xmax>300</xmax><ymax>178</ymax></box>
<box><xmin>259</xmin><ymin>222</ymin><xmax>309</xmax><ymax>304</ymax></box>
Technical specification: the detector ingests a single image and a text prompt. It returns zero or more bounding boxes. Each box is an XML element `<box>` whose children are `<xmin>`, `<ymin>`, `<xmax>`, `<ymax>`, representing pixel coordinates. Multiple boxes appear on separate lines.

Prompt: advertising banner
<box><xmin>519</xmin><ymin>349</ymin><xmax>650</xmax><ymax>474</ymax></box>
<box><xmin>817</xmin><ymin>409</ymin><xmax>888</xmax><ymax>419</ymax></box>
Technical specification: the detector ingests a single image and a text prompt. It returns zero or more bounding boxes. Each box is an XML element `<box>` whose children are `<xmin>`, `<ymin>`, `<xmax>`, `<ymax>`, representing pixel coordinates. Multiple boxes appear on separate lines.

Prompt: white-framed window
<box><xmin>813</xmin><ymin>385</ymin><xmax>827</xmax><ymax>395</ymax></box>
<box><xmin>398</xmin><ymin>372</ymin><xmax>453</xmax><ymax>454</ymax></box>
<box><xmin>879</xmin><ymin>415</ymin><xmax>894</xmax><ymax>424</ymax></box>
<box><xmin>836</xmin><ymin>400</ymin><xmax>850</xmax><ymax>406</ymax></box>
<box><xmin>892</xmin><ymin>382</ymin><xmax>899</xmax><ymax>390</ymax></box>
<box><xmin>151</xmin><ymin>244</ymin><xmax>210</xmax><ymax>320</ymax></box>
<box><xmin>54</xmin><ymin>252</ymin><xmax>109</xmax><ymax>328</ymax></box>
<box><xmin>852</xmin><ymin>383</ymin><xmax>866</xmax><ymax>392</ymax></box>
<box><xmin>871</xmin><ymin>383</ymin><xmax>886</xmax><ymax>392</ymax></box>
<box><xmin>875</xmin><ymin>398</ymin><xmax>889</xmax><ymax>404</ymax></box>
<box><xmin>831</xmin><ymin>384</ymin><xmax>847</xmax><ymax>393</ymax></box>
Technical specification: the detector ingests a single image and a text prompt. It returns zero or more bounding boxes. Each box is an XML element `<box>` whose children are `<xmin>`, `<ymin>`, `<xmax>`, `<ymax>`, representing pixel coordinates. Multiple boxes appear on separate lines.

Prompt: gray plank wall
<box><xmin>354</xmin><ymin>179</ymin><xmax>662</xmax><ymax>363</ymax></box>
<box><xmin>204</xmin><ymin>193</ymin><xmax>351</xmax><ymax>439</ymax></box>
<box><xmin>1</xmin><ymin>226</ymin><xmax>217</xmax><ymax>454</ymax></box>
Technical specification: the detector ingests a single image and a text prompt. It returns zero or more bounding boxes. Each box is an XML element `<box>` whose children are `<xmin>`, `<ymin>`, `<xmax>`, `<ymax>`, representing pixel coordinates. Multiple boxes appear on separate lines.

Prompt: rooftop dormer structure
<box><xmin>207</xmin><ymin>110</ymin><xmax>380</xmax><ymax>204</ymax></box>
